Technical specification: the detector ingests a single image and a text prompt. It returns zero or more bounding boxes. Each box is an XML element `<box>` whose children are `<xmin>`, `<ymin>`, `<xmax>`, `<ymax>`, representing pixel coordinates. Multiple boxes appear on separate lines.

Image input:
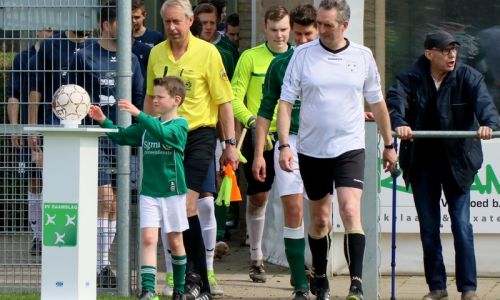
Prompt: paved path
<box><xmin>155</xmin><ymin>230</ymin><xmax>500</xmax><ymax>300</ymax></box>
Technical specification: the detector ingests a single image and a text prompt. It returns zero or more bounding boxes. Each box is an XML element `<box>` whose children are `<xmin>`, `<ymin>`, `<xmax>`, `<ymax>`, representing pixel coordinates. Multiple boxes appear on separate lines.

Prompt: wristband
<box><xmin>278</xmin><ymin>143</ymin><xmax>290</xmax><ymax>151</ymax></box>
<box><xmin>384</xmin><ymin>143</ymin><xmax>394</xmax><ymax>149</ymax></box>
<box><xmin>247</xmin><ymin>116</ymin><xmax>256</xmax><ymax>128</ymax></box>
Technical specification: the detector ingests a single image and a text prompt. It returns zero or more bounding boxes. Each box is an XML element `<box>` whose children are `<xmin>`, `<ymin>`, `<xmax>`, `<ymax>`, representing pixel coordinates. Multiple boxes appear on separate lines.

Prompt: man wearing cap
<box><xmin>387</xmin><ymin>30</ymin><xmax>499</xmax><ymax>300</ymax></box>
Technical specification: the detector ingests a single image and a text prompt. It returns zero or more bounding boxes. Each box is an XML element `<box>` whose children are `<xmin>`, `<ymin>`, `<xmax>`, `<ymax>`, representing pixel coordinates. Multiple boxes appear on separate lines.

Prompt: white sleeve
<box><xmin>280</xmin><ymin>49</ymin><xmax>303</xmax><ymax>104</ymax></box>
<box><xmin>363</xmin><ymin>49</ymin><xmax>384</xmax><ymax>104</ymax></box>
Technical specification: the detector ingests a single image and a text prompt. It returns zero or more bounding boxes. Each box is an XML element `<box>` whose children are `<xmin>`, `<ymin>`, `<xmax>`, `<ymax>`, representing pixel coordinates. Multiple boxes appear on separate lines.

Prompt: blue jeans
<box><xmin>411</xmin><ymin>160</ymin><xmax>477</xmax><ymax>293</ymax></box>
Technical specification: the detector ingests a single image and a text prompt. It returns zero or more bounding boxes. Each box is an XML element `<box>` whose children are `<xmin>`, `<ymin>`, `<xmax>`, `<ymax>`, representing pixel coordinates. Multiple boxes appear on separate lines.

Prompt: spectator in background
<box><xmin>387</xmin><ymin>30</ymin><xmax>499</xmax><ymax>300</ymax></box>
<box><xmin>224</xmin><ymin>13</ymin><xmax>240</xmax><ymax>49</ymax></box>
<box><xmin>132</xmin><ymin>0</ymin><xmax>165</xmax><ymax>47</ymax></box>
<box><xmin>194</xmin><ymin>3</ymin><xmax>237</xmax><ymax>79</ymax></box>
<box><xmin>7</xmin><ymin>28</ymin><xmax>53</xmax><ymax>257</ymax></box>
<box><xmin>27</xmin><ymin>25</ymin><xmax>89</xmax><ymax>262</ymax></box>
<box><xmin>67</xmin><ymin>0</ymin><xmax>144</xmax><ymax>288</ymax></box>
<box><xmin>197</xmin><ymin>0</ymin><xmax>227</xmax><ymax>32</ymax></box>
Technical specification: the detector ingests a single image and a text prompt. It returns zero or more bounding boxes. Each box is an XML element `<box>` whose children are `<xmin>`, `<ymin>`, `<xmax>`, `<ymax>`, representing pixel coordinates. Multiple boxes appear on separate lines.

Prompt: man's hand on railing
<box><xmin>477</xmin><ymin>126</ymin><xmax>493</xmax><ymax>140</ymax></box>
<box><xmin>395</xmin><ymin>126</ymin><xmax>413</xmax><ymax>141</ymax></box>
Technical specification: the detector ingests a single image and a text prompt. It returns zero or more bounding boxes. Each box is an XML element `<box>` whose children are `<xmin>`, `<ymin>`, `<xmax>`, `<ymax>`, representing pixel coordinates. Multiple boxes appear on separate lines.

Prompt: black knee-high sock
<box><xmin>343</xmin><ymin>233</ymin><xmax>365</xmax><ymax>290</ymax></box>
<box><xmin>183</xmin><ymin>215</ymin><xmax>211</xmax><ymax>293</ymax></box>
<box><xmin>308</xmin><ymin>233</ymin><xmax>331</xmax><ymax>287</ymax></box>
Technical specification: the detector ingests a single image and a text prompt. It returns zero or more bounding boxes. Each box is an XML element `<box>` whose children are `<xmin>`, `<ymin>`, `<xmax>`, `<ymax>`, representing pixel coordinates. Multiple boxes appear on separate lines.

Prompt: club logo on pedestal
<box><xmin>43</xmin><ymin>202</ymin><xmax>78</xmax><ymax>247</ymax></box>
<box><xmin>52</xmin><ymin>84</ymin><xmax>90</xmax><ymax>128</ymax></box>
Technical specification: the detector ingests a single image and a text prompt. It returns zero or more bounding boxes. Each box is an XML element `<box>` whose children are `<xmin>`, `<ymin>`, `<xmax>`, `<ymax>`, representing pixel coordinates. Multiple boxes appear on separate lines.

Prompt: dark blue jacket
<box><xmin>387</xmin><ymin>55</ymin><xmax>499</xmax><ymax>191</ymax></box>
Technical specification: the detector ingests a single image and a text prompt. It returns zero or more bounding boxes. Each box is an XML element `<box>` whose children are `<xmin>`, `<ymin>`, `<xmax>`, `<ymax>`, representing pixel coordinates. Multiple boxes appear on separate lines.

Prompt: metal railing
<box><xmin>392</xmin><ymin>130</ymin><xmax>500</xmax><ymax>138</ymax></box>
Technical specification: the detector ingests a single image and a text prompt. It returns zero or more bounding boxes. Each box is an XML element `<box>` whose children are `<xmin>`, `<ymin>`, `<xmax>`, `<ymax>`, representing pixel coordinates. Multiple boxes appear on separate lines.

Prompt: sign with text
<box><xmin>43</xmin><ymin>202</ymin><xmax>78</xmax><ymax>247</ymax></box>
<box><xmin>333</xmin><ymin>139</ymin><xmax>500</xmax><ymax>233</ymax></box>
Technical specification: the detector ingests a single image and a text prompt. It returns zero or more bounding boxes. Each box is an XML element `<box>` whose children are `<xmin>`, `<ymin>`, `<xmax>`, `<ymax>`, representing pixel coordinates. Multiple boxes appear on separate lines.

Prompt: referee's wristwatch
<box><xmin>224</xmin><ymin>138</ymin><xmax>237</xmax><ymax>146</ymax></box>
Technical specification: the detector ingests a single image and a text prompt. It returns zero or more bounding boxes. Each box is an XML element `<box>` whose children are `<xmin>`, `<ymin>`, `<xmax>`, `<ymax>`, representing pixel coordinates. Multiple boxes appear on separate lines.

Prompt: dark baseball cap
<box><xmin>424</xmin><ymin>30</ymin><xmax>460</xmax><ymax>50</ymax></box>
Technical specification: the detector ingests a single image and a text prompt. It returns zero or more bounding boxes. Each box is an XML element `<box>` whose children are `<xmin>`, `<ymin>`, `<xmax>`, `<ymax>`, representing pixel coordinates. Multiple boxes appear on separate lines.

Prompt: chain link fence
<box><xmin>0</xmin><ymin>0</ymin><xmax>141</xmax><ymax>293</ymax></box>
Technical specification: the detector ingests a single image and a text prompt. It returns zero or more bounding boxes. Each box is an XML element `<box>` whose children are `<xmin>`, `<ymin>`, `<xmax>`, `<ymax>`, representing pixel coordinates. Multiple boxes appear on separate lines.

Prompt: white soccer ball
<box><xmin>52</xmin><ymin>84</ymin><xmax>91</xmax><ymax>121</ymax></box>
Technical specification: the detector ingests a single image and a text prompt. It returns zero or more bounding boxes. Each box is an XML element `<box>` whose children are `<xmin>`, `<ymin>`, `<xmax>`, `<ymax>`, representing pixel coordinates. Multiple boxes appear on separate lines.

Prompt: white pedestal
<box><xmin>24</xmin><ymin>127</ymin><xmax>115</xmax><ymax>300</ymax></box>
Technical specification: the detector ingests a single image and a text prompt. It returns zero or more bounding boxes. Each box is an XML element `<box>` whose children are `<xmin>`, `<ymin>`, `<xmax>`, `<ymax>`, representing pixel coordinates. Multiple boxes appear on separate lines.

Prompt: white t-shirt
<box><xmin>280</xmin><ymin>39</ymin><xmax>383</xmax><ymax>158</ymax></box>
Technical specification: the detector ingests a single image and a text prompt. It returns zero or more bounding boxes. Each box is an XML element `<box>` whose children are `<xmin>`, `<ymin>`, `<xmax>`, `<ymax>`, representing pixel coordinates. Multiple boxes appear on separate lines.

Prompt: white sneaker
<box><xmin>161</xmin><ymin>272</ymin><xmax>174</xmax><ymax>297</ymax></box>
<box><xmin>210</xmin><ymin>282</ymin><xmax>224</xmax><ymax>296</ymax></box>
<box><xmin>208</xmin><ymin>269</ymin><xmax>224</xmax><ymax>296</ymax></box>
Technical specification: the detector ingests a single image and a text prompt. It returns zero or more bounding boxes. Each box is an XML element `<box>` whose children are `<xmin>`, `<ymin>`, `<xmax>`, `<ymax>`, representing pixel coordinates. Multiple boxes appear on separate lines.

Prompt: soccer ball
<box><xmin>52</xmin><ymin>84</ymin><xmax>91</xmax><ymax>121</ymax></box>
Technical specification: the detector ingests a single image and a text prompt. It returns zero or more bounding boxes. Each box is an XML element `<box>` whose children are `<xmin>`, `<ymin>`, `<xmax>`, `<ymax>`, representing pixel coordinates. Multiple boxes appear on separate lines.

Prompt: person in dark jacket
<box><xmin>387</xmin><ymin>30</ymin><xmax>499</xmax><ymax>300</ymax></box>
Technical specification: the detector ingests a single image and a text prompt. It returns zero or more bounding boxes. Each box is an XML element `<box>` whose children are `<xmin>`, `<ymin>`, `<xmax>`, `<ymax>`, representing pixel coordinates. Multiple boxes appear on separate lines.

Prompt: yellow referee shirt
<box><xmin>147</xmin><ymin>33</ymin><xmax>233</xmax><ymax>131</ymax></box>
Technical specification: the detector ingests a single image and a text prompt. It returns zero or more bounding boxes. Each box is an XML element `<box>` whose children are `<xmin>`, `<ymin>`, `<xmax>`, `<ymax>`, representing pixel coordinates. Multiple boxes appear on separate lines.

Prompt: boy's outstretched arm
<box><xmin>117</xmin><ymin>100</ymin><xmax>140</xmax><ymax>117</ymax></box>
<box><xmin>88</xmin><ymin>105</ymin><xmax>106</xmax><ymax>124</ymax></box>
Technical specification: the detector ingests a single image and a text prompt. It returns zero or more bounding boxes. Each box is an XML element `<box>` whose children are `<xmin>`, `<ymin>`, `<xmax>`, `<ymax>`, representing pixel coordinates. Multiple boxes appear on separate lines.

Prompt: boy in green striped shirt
<box><xmin>88</xmin><ymin>76</ymin><xmax>189</xmax><ymax>300</ymax></box>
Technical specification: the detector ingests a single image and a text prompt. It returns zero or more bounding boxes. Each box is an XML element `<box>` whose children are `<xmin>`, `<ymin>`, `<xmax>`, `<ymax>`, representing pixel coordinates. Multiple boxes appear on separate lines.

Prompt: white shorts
<box><xmin>139</xmin><ymin>194</ymin><xmax>189</xmax><ymax>233</ymax></box>
<box><xmin>274</xmin><ymin>135</ymin><xmax>305</xmax><ymax>197</ymax></box>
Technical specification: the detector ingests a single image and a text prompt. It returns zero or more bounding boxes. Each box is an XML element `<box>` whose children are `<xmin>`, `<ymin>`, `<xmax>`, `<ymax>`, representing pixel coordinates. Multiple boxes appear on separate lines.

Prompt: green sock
<box><xmin>140</xmin><ymin>265</ymin><xmax>156</xmax><ymax>293</ymax></box>
<box><xmin>284</xmin><ymin>237</ymin><xmax>307</xmax><ymax>290</ymax></box>
<box><xmin>171</xmin><ymin>254</ymin><xmax>187</xmax><ymax>293</ymax></box>
<box><xmin>215</xmin><ymin>204</ymin><xmax>229</xmax><ymax>240</ymax></box>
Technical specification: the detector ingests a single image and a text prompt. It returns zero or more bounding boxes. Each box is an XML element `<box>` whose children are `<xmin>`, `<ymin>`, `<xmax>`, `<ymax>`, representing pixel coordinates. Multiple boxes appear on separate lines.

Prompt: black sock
<box><xmin>308</xmin><ymin>233</ymin><xmax>331</xmax><ymax>288</ymax></box>
<box><xmin>343</xmin><ymin>233</ymin><xmax>365</xmax><ymax>290</ymax></box>
<box><xmin>183</xmin><ymin>215</ymin><xmax>210</xmax><ymax>293</ymax></box>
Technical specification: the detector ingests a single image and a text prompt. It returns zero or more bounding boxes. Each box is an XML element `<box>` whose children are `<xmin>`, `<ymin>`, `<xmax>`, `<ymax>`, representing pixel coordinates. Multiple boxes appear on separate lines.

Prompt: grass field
<box><xmin>0</xmin><ymin>293</ymin><xmax>144</xmax><ymax>299</ymax></box>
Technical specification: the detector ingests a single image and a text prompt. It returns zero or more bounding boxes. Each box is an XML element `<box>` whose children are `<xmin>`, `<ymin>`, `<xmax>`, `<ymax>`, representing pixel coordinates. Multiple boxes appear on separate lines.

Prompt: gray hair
<box><xmin>160</xmin><ymin>0</ymin><xmax>194</xmax><ymax>19</ymax></box>
<box><xmin>319</xmin><ymin>0</ymin><xmax>350</xmax><ymax>23</ymax></box>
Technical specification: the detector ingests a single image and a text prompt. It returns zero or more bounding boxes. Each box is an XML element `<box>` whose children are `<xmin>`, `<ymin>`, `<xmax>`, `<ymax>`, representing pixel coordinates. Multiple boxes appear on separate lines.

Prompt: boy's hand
<box><xmin>88</xmin><ymin>105</ymin><xmax>106</xmax><ymax>123</ymax></box>
<box><xmin>118</xmin><ymin>100</ymin><xmax>140</xmax><ymax>117</ymax></box>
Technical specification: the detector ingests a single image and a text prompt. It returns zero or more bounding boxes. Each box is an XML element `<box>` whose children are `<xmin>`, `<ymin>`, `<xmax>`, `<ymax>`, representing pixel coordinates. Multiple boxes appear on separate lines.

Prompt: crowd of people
<box><xmin>6</xmin><ymin>0</ymin><xmax>499</xmax><ymax>300</ymax></box>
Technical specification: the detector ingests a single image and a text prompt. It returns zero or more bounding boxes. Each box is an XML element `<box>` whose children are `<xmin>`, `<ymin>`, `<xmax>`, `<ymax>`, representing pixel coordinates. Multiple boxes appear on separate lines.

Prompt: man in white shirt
<box><xmin>277</xmin><ymin>1</ymin><xmax>397</xmax><ymax>299</ymax></box>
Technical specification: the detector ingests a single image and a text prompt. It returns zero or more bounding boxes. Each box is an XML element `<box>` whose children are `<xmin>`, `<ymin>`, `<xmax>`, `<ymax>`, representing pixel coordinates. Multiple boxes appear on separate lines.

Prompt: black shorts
<box><xmin>298</xmin><ymin>149</ymin><xmax>365</xmax><ymax>201</ymax></box>
<box><xmin>241</xmin><ymin>131</ymin><xmax>275</xmax><ymax>195</ymax></box>
<box><xmin>199</xmin><ymin>157</ymin><xmax>216</xmax><ymax>194</ymax></box>
<box><xmin>184</xmin><ymin>127</ymin><xmax>216</xmax><ymax>193</ymax></box>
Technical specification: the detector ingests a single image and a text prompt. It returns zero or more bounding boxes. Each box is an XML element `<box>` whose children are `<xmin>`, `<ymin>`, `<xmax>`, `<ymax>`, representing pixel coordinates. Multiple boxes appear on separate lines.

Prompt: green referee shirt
<box><xmin>258</xmin><ymin>48</ymin><xmax>300</xmax><ymax>135</ymax></box>
<box><xmin>101</xmin><ymin>112</ymin><xmax>188</xmax><ymax>198</ymax></box>
<box><xmin>231</xmin><ymin>42</ymin><xmax>289</xmax><ymax>132</ymax></box>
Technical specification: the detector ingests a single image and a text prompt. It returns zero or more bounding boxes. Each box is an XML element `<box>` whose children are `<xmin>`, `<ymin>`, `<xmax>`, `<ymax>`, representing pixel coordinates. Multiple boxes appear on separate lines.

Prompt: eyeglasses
<box><xmin>433</xmin><ymin>46</ymin><xmax>459</xmax><ymax>55</ymax></box>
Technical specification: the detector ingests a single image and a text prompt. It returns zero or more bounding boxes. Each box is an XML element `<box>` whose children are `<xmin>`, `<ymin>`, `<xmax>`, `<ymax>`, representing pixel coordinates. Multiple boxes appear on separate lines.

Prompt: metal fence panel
<box><xmin>0</xmin><ymin>0</ymin><xmax>138</xmax><ymax>293</ymax></box>
<box><xmin>0</xmin><ymin>0</ymin><xmax>98</xmax><ymax>31</ymax></box>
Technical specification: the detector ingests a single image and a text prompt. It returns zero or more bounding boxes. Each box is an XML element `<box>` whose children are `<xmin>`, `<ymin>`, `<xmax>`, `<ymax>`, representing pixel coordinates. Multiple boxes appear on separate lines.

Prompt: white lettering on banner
<box><xmin>99</xmin><ymin>94</ymin><xmax>116</xmax><ymax>105</ymax></box>
<box><xmin>332</xmin><ymin>139</ymin><xmax>500</xmax><ymax>233</ymax></box>
<box><xmin>99</xmin><ymin>78</ymin><xmax>115</xmax><ymax>86</ymax></box>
